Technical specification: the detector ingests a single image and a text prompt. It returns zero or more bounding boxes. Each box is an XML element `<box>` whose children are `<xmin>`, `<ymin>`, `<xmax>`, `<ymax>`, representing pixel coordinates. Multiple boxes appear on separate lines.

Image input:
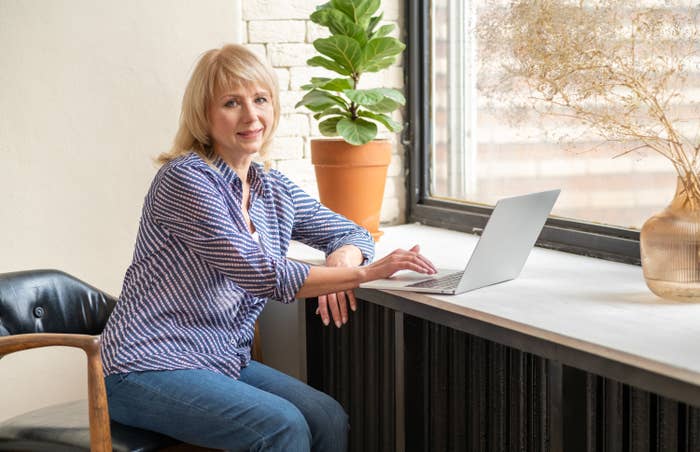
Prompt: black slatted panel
<box><xmin>307</xmin><ymin>300</ymin><xmax>700</xmax><ymax>452</ymax></box>
<box><xmin>656</xmin><ymin>396</ymin><xmax>678</xmax><ymax>450</ymax></box>
<box><xmin>684</xmin><ymin>405</ymin><xmax>700</xmax><ymax>451</ymax></box>
<box><xmin>305</xmin><ymin>299</ymin><xmax>395</xmax><ymax>452</ymax></box>
<box><xmin>630</xmin><ymin>387</ymin><xmax>651</xmax><ymax>452</ymax></box>
<box><xmin>469</xmin><ymin>335</ymin><xmax>488</xmax><ymax>451</ymax></box>
<box><xmin>448</xmin><ymin>328</ymin><xmax>467</xmax><ymax>451</ymax></box>
<box><xmin>562</xmin><ymin>365</ymin><xmax>700</xmax><ymax>452</ymax></box>
<box><xmin>407</xmin><ymin>317</ymin><xmax>552</xmax><ymax>452</ymax></box>
<box><xmin>428</xmin><ymin>321</ymin><xmax>449</xmax><ymax>451</ymax></box>
<box><xmin>605</xmin><ymin>380</ymin><xmax>624</xmax><ymax>452</ymax></box>
<box><xmin>509</xmin><ymin>349</ymin><xmax>528</xmax><ymax>452</ymax></box>
<box><xmin>530</xmin><ymin>355</ymin><xmax>550</xmax><ymax>451</ymax></box>
<box><xmin>489</xmin><ymin>342</ymin><xmax>507</xmax><ymax>451</ymax></box>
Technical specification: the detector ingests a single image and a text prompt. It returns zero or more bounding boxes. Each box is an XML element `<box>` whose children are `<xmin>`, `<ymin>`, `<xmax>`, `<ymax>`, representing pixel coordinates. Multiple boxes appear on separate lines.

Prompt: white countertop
<box><xmin>289</xmin><ymin>223</ymin><xmax>700</xmax><ymax>388</ymax></box>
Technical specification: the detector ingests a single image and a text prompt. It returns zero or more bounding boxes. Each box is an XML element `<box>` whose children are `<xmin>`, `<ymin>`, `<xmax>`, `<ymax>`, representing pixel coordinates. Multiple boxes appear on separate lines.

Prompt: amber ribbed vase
<box><xmin>640</xmin><ymin>175</ymin><xmax>700</xmax><ymax>301</ymax></box>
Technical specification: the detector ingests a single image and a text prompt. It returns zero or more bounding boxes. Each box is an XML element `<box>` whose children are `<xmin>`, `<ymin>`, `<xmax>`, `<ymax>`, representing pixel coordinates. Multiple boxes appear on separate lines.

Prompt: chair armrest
<box><xmin>0</xmin><ymin>333</ymin><xmax>112</xmax><ymax>452</ymax></box>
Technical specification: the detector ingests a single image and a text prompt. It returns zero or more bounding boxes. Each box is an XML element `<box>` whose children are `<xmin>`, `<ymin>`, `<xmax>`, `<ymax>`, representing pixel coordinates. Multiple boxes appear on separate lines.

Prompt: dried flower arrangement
<box><xmin>478</xmin><ymin>0</ymin><xmax>700</xmax><ymax>204</ymax></box>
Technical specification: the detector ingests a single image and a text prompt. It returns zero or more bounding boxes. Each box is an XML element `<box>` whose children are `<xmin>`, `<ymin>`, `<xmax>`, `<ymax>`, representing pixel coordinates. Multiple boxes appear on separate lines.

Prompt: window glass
<box><xmin>431</xmin><ymin>0</ymin><xmax>695</xmax><ymax>229</ymax></box>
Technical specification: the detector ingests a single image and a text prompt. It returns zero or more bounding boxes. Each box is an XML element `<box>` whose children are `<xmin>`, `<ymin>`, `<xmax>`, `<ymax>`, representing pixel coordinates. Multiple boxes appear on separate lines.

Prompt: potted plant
<box><xmin>479</xmin><ymin>0</ymin><xmax>700</xmax><ymax>300</ymax></box>
<box><xmin>295</xmin><ymin>0</ymin><xmax>405</xmax><ymax>241</ymax></box>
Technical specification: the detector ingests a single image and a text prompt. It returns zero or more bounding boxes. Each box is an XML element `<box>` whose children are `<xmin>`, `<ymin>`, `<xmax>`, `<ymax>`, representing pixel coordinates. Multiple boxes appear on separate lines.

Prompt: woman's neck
<box><xmin>216</xmin><ymin>151</ymin><xmax>253</xmax><ymax>183</ymax></box>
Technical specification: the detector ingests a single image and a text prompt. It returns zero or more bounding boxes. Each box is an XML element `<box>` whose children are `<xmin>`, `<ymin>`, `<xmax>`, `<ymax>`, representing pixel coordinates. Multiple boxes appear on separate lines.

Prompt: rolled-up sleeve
<box><xmin>150</xmin><ymin>165</ymin><xmax>310</xmax><ymax>302</ymax></box>
<box><xmin>275</xmin><ymin>171</ymin><xmax>375</xmax><ymax>264</ymax></box>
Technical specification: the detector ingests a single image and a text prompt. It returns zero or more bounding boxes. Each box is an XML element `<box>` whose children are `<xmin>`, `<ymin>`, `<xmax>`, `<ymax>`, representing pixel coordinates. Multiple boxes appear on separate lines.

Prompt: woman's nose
<box><xmin>241</xmin><ymin>102</ymin><xmax>257</xmax><ymax>122</ymax></box>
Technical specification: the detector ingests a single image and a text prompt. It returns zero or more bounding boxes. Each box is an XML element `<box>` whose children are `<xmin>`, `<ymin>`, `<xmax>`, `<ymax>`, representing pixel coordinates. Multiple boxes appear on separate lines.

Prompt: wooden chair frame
<box><xmin>0</xmin><ymin>323</ymin><xmax>263</xmax><ymax>452</ymax></box>
<box><xmin>0</xmin><ymin>333</ymin><xmax>112</xmax><ymax>451</ymax></box>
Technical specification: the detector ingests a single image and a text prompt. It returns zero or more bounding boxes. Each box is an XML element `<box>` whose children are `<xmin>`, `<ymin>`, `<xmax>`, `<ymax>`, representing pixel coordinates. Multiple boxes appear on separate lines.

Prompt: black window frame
<box><xmin>404</xmin><ymin>0</ymin><xmax>641</xmax><ymax>265</ymax></box>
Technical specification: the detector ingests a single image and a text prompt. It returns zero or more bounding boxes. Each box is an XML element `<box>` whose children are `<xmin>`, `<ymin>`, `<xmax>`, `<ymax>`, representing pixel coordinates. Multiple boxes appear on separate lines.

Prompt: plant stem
<box><xmin>350</xmin><ymin>73</ymin><xmax>360</xmax><ymax>120</ymax></box>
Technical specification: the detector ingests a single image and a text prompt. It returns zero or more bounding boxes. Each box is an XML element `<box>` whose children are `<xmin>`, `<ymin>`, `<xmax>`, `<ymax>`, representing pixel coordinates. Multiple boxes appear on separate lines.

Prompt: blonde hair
<box><xmin>158</xmin><ymin>44</ymin><xmax>280</xmax><ymax>165</ymax></box>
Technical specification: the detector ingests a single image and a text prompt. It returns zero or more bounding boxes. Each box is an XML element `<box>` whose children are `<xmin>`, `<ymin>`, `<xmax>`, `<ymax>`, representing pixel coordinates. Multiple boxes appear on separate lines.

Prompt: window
<box><xmin>407</xmin><ymin>0</ymin><xmax>697</xmax><ymax>263</ymax></box>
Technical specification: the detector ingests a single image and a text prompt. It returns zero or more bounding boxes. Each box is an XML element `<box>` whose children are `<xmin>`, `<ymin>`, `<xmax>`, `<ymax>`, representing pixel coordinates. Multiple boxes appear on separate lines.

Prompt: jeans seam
<box><xmin>115</xmin><ymin>373</ymin><xmax>272</xmax><ymax>449</ymax></box>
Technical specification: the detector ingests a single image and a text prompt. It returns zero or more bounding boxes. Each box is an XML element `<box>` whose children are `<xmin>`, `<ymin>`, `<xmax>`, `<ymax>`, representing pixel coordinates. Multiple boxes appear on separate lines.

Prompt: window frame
<box><xmin>404</xmin><ymin>0</ymin><xmax>641</xmax><ymax>265</ymax></box>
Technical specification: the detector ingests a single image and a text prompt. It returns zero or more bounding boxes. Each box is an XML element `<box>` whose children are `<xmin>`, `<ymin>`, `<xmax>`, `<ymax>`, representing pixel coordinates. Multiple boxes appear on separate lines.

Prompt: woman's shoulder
<box><xmin>263</xmin><ymin>167</ymin><xmax>297</xmax><ymax>188</ymax></box>
<box><xmin>157</xmin><ymin>152</ymin><xmax>216</xmax><ymax>182</ymax></box>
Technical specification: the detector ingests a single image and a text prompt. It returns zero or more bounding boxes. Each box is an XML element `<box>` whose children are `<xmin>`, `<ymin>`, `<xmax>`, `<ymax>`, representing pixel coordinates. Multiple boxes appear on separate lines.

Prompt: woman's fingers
<box><xmin>337</xmin><ymin>290</ymin><xmax>348</xmax><ymax>324</ymax></box>
<box><xmin>318</xmin><ymin>291</ymin><xmax>354</xmax><ymax>327</ymax></box>
<box><xmin>347</xmin><ymin>289</ymin><xmax>357</xmax><ymax>312</ymax></box>
<box><xmin>327</xmin><ymin>292</ymin><xmax>342</xmax><ymax>328</ymax></box>
<box><xmin>391</xmin><ymin>247</ymin><xmax>436</xmax><ymax>274</ymax></box>
<box><xmin>317</xmin><ymin>295</ymin><xmax>330</xmax><ymax>326</ymax></box>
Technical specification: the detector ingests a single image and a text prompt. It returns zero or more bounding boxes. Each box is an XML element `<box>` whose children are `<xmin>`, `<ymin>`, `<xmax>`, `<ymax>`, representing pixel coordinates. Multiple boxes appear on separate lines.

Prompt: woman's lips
<box><xmin>237</xmin><ymin>128</ymin><xmax>263</xmax><ymax>138</ymax></box>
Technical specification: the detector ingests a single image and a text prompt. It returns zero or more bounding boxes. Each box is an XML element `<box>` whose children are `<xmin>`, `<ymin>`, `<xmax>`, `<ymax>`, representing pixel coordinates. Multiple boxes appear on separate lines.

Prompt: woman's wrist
<box><xmin>356</xmin><ymin>265</ymin><xmax>371</xmax><ymax>285</ymax></box>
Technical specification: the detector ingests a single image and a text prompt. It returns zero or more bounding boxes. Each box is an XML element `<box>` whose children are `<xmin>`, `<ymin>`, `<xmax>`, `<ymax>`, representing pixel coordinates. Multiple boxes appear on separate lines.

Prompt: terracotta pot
<box><xmin>311</xmin><ymin>139</ymin><xmax>392</xmax><ymax>241</ymax></box>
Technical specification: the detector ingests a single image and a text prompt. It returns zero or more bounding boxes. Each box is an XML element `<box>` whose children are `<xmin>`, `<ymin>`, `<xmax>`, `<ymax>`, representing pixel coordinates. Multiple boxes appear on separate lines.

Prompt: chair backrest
<box><xmin>0</xmin><ymin>269</ymin><xmax>117</xmax><ymax>337</ymax></box>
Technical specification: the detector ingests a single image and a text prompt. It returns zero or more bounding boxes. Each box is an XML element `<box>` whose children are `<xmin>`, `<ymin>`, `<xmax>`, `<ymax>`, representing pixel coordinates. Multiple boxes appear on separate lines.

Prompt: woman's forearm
<box><xmin>295</xmin><ymin>265</ymin><xmax>368</xmax><ymax>299</ymax></box>
<box><xmin>293</xmin><ymin>244</ymin><xmax>437</xmax><ymax>300</ymax></box>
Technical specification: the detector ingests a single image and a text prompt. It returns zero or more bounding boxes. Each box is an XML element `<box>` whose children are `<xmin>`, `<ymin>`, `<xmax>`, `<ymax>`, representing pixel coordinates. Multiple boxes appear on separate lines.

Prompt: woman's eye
<box><xmin>224</xmin><ymin>100</ymin><xmax>239</xmax><ymax>107</ymax></box>
<box><xmin>255</xmin><ymin>97</ymin><xmax>268</xmax><ymax>104</ymax></box>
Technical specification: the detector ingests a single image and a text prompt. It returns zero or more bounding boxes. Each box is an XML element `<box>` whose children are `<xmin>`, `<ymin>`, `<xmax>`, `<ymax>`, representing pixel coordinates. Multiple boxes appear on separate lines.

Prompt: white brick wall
<box><xmin>241</xmin><ymin>0</ymin><xmax>406</xmax><ymax>225</ymax></box>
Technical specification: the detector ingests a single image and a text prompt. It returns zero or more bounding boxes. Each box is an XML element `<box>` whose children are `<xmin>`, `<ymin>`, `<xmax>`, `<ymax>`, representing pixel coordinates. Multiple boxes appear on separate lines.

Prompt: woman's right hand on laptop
<box><xmin>361</xmin><ymin>245</ymin><xmax>437</xmax><ymax>282</ymax></box>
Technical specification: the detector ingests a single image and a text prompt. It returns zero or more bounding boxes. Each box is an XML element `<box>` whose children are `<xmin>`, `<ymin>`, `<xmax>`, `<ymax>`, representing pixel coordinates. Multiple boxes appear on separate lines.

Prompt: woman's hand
<box><xmin>316</xmin><ymin>246</ymin><xmax>363</xmax><ymax>328</ymax></box>
<box><xmin>361</xmin><ymin>245</ymin><xmax>437</xmax><ymax>282</ymax></box>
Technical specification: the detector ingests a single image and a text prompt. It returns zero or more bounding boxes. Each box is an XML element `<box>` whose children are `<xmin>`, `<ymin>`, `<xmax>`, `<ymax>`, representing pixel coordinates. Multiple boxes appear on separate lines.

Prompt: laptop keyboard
<box><xmin>406</xmin><ymin>272</ymin><xmax>463</xmax><ymax>290</ymax></box>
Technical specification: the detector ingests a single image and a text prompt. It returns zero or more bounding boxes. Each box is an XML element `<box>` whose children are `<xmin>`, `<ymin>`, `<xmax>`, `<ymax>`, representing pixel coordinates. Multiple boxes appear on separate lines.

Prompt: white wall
<box><xmin>0</xmin><ymin>0</ymin><xmax>241</xmax><ymax>422</ymax></box>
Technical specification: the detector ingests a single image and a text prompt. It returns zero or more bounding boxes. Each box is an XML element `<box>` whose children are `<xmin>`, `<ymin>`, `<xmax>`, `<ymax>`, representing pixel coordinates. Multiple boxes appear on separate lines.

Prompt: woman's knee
<box><xmin>307</xmin><ymin>392</ymin><xmax>349</xmax><ymax>450</ymax></box>
<box><xmin>323</xmin><ymin>396</ymin><xmax>349</xmax><ymax>435</ymax></box>
<box><xmin>261</xmin><ymin>401</ymin><xmax>312</xmax><ymax>451</ymax></box>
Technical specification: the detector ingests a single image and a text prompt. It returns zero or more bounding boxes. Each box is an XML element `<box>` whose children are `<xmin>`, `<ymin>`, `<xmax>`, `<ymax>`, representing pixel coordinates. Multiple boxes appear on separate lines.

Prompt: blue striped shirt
<box><xmin>100</xmin><ymin>152</ymin><xmax>375</xmax><ymax>379</ymax></box>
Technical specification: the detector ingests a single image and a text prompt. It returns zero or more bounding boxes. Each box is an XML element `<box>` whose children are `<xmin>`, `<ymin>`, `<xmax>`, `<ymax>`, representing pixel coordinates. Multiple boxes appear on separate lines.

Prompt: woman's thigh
<box><xmin>105</xmin><ymin>368</ymin><xmax>311</xmax><ymax>452</ymax></box>
<box><xmin>239</xmin><ymin>361</ymin><xmax>348</xmax><ymax>452</ymax></box>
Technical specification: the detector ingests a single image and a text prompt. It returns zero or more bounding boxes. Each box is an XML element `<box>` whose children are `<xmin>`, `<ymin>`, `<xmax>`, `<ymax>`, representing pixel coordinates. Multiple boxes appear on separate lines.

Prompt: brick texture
<box><xmin>242</xmin><ymin>0</ymin><xmax>406</xmax><ymax>226</ymax></box>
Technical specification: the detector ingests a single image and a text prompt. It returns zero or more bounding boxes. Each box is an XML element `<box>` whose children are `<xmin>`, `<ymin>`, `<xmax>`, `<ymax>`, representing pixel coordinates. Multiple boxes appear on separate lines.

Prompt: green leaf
<box><xmin>311</xmin><ymin>8</ymin><xmax>366</xmax><ymax>44</ymax></box>
<box><xmin>295</xmin><ymin>89</ymin><xmax>347</xmax><ymax>112</ymax></box>
<box><xmin>358</xmin><ymin>110</ymin><xmax>403</xmax><ymax>132</ymax></box>
<box><xmin>337</xmin><ymin>117</ymin><xmax>378</xmax><ymax>145</ymax></box>
<box><xmin>362</xmin><ymin>57</ymin><xmax>397</xmax><ymax>73</ymax></box>
<box><xmin>366</xmin><ymin>96</ymin><xmax>402</xmax><ymax>113</ymax></box>
<box><xmin>307</xmin><ymin>56</ymin><xmax>352</xmax><ymax>76</ymax></box>
<box><xmin>331</xmin><ymin>0</ymin><xmax>380</xmax><ymax>25</ymax></box>
<box><xmin>313</xmin><ymin>107</ymin><xmax>350</xmax><ymax>120</ymax></box>
<box><xmin>318</xmin><ymin>116</ymin><xmax>344</xmax><ymax>137</ymax></box>
<box><xmin>373</xmin><ymin>24</ymin><xmax>395</xmax><ymax>38</ymax></box>
<box><xmin>375</xmin><ymin>88</ymin><xmax>406</xmax><ymax>105</ymax></box>
<box><xmin>360</xmin><ymin>37</ymin><xmax>405</xmax><ymax>72</ymax></box>
<box><xmin>367</xmin><ymin>12</ymin><xmax>383</xmax><ymax>35</ymax></box>
<box><xmin>301</xmin><ymin>77</ymin><xmax>353</xmax><ymax>92</ymax></box>
<box><xmin>314</xmin><ymin>36</ymin><xmax>363</xmax><ymax>75</ymax></box>
<box><xmin>345</xmin><ymin>88</ymin><xmax>405</xmax><ymax>111</ymax></box>
<box><xmin>321</xmin><ymin>78</ymin><xmax>354</xmax><ymax>92</ymax></box>
<box><xmin>300</xmin><ymin>77</ymin><xmax>333</xmax><ymax>91</ymax></box>
<box><xmin>344</xmin><ymin>88</ymin><xmax>385</xmax><ymax>106</ymax></box>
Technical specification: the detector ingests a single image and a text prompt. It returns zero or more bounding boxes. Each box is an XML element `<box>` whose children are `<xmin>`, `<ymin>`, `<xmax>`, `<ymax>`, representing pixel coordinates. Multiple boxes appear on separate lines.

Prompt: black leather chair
<box><xmin>0</xmin><ymin>269</ymin><xmax>232</xmax><ymax>451</ymax></box>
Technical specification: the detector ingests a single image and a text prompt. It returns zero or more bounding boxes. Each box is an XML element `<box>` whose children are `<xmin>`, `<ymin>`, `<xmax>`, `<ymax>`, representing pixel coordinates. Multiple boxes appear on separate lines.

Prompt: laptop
<box><xmin>360</xmin><ymin>189</ymin><xmax>560</xmax><ymax>295</ymax></box>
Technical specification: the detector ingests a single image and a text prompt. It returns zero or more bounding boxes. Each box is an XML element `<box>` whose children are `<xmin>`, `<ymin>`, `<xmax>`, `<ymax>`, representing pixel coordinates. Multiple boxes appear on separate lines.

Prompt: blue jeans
<box><xmin>104</xmin><ymin>361</ymin><xmax>348</xmax><ymax>451</ymax></box>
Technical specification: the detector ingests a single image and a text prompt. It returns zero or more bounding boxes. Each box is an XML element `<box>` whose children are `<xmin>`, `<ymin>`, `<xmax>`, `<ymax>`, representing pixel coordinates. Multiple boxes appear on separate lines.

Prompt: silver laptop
<box><xmin>360</xmin><ymin>189</ymin><xmax>560</xmax><ymax>295</ymax></box>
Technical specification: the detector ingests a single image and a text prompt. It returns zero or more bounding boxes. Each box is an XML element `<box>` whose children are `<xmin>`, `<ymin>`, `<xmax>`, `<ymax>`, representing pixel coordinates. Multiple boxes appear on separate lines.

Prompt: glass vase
<box><xmin>640</xmin><ymin>174</ymin><xmax>700</xmax><ymax>301</ymax></box>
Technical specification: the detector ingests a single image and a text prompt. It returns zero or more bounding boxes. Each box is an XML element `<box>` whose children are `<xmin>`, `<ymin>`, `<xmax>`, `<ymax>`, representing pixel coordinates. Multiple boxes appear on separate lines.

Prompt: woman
<box><xmin>100</xmin><ymin>44</ymin><xmax>436</xmax><ymax>451</ymax></box>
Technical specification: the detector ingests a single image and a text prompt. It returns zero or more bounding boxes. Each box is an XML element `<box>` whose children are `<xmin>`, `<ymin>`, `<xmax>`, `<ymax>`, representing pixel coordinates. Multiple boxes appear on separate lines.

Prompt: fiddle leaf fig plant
<box><xmin>295</xmin><ymin>0</ymin><xmax>406</xmax><ymax>145</ymax></box>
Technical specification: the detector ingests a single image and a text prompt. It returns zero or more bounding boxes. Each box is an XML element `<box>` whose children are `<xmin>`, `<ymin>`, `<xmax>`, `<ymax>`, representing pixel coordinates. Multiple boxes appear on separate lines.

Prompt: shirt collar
<box><xmin>209</xmin><ymin>154</ymin><xmax>265</xmax><ymax>195</ymax></box>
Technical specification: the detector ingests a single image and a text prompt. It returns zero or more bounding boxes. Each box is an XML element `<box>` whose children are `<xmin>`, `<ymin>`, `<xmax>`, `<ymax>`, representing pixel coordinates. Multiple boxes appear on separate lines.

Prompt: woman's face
<box><xmin>208</xmin><ymin>82</ymin><xmax>274</xmax><ymax>161</ymax></box>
